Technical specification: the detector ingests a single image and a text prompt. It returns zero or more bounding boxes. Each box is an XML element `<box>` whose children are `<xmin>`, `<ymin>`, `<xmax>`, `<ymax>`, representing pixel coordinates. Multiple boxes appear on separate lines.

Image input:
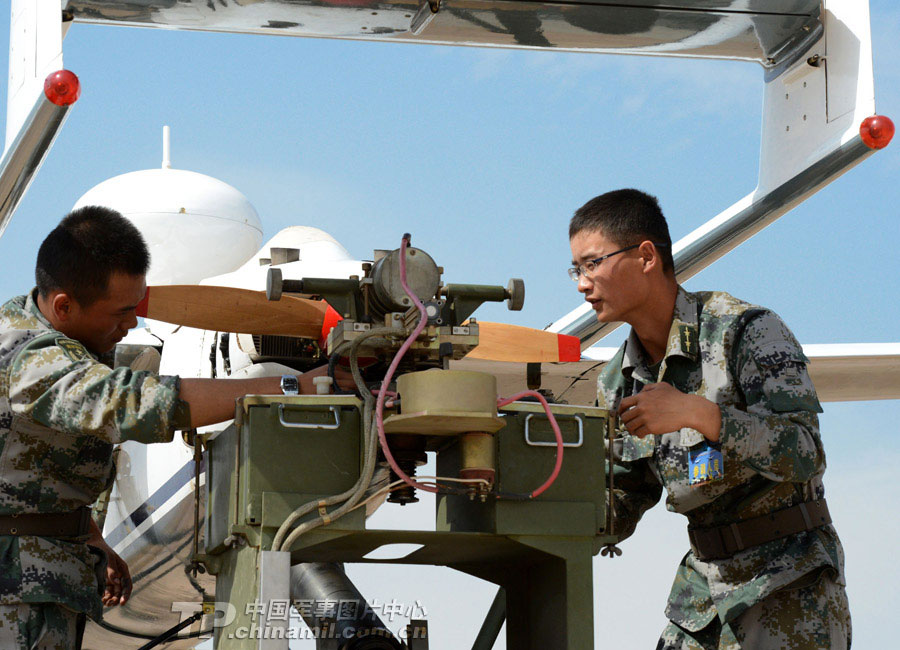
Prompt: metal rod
<box><xmin>557</xmin><ymin>135</ymin><xmax>876</xmax><ymax>348</ymax></box>
<box><xmin>471</xmin><ymin>587</ymin><xmax>506</xmax><ymax>650</ymax></box>
<box><xmin>0</xmin><ymin>93</ymin><xmax>74</xmax><ymax>239</ymax></box>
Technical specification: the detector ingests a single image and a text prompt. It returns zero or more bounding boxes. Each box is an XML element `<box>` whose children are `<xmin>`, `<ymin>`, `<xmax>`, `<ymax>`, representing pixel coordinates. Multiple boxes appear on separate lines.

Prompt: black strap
<box><xmin>0</xmin><ymin>507</ymin><xmax>92</xmax><ymax>537</ymax></box>
<box><xmin>688</xmin><ymin>499</ymin><xmax>831</xmax><ymax>560</ymax></box>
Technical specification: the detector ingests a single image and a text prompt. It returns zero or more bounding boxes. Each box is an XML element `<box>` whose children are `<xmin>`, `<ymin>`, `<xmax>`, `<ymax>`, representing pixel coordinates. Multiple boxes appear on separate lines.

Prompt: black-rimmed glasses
<box><xmin>568</xmin><ymin>242</ymin><xmax>668</xmax><ymax>281</ymax></box>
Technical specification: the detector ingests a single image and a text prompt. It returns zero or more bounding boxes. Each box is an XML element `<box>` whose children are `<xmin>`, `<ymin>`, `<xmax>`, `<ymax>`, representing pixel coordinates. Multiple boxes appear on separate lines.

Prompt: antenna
<box><xmin>162</xmin><ymin>125</ymin><xmax>171</xmax><ymax>169</ymax></box>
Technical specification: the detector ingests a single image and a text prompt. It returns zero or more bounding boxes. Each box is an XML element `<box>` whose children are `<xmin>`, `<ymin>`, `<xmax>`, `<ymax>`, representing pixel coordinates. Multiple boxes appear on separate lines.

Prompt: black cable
<box><xmin>328</xmin><ymin>345</ymin><xmax>356</xmax><ymax>395</ymax></box>
<box><xmin>136</xmin><ymin>613</ymin><xmax>205</xmax><ymax>649</ymax></box>
<box><xmin>96</xmin><ymin>614</ymin><xmax>211</xmax><ymax>642</ymax></box>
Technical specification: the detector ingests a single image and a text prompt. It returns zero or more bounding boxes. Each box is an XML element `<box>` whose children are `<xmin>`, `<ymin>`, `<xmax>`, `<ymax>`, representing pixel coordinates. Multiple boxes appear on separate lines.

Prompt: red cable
<box><xmin>497</xmin><ymin>390</ymin><xmax>564</xmax><ymax>498</ymax></box>
<box><xmin>375</xmin><ymin>235</ymin><xmax>564</xmax><ymax>500</ymax></box>
<box><xmin>375</xmin><ymin>235</ymin><xmax>440</xmax><ymax>494</ymax></box>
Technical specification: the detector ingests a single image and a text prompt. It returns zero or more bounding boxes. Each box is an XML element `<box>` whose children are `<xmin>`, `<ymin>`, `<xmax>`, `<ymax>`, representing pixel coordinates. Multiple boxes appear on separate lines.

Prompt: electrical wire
<box><xmin>496</xmin><ymin>390</ymin><xmax>564</xmax><ymax>498</ymax></box>
<box><xmin>348</xmin><ymin>475</ymin><xmax>492</xmax><ymax>515</ymax></box>
<box><xmin>274</xmin><ymin>327</ymin><xmax>404</xmax><ymax>551</ymax></box>
<box><xmin>273</xmin><ymin>233</ymin><xmax>566</xmax><ymax>550</ymax></box>
<box><xmin>374</xmin><ymin>234</ymin><xmax>442</xmax><ymax>495</ymax></box>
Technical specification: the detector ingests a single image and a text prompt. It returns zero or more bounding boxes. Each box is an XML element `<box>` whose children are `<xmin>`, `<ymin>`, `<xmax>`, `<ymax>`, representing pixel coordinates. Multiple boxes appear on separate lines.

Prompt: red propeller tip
<box><xmin>557</xmin><ymin>334</ymin><xmax>581</xmax><ymax>362</ymax></box>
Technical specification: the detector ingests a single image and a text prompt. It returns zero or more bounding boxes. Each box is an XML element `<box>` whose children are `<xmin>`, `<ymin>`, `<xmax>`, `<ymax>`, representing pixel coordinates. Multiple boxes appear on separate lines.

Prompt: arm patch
<box><xmin>54</xmin><ymin>337</ymin><xmax>89</xmax><ymax>362</ymax></box>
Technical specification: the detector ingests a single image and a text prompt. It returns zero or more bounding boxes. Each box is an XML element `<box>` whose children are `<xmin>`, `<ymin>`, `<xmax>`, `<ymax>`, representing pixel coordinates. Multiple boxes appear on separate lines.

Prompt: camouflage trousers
<box><xmin>657</xmin><ymin>570</ymin><xmax>851</xmax><ymax>650</ymax></box>
<box><xmin>0</xmin><ymin>603</ymin><xmax>85</xmax><ymax>650</ymax></box>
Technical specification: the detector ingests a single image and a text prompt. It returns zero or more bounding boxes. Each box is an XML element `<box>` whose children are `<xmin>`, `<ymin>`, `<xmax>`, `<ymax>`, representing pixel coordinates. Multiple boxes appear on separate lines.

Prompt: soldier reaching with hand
<box><xmin>568</xmin><ymin>189</ymin><xmax>850</xmax><ymax>648</ymax></box>
<box><xmin>0</xmin><ymin>206</ymin><xmax>347</xmax><ymax>649</ymax></box>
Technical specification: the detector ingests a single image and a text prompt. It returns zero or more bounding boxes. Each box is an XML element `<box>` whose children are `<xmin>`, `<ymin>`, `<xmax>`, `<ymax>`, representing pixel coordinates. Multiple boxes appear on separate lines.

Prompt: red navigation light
<box><xmin>859</xmin><ymin>115</ymin><xmax>894</xmax><ymax>150</ymax></box>
<box><xmin>43</xmin><ymin>70</ymin><xmax>80</xmax><ymax>106</ymax></box>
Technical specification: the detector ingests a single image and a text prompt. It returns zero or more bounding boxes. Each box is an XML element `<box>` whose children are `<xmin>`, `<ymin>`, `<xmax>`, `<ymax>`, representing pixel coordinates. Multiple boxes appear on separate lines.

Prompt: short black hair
<box><xmin>36</xmin><ymin>206</ymin><xmax>150</xmax><ymax>306</ymax></box>
<box><xmin>569</xmin><ymin>189</ymin><xmax>675</xmax><ymax>274</ymax></box>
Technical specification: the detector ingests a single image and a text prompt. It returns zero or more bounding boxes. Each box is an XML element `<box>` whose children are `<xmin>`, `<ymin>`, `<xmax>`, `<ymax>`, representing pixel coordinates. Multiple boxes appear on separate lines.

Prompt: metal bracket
<box><xmin>523</xmin><ymin>413</ymin><xmax>583</xmax><ymax>448</ymax></box>
<box><xmin>278</xmin><ymin>404</ymin><xmax>342</xmax><ymax>430</ymax></box>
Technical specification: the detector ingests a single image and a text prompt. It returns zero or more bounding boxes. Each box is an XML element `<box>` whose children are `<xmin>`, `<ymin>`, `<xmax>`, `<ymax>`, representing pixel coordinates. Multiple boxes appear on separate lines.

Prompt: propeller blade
<box><xmin>137</xmin><ymin>286</ymin><xmax>581</xmax><ymax>363</ymax></box>
<box><xmin>465</xmin><ymin>322</ymin><xmax>581</xmax><ymax>363</ymax></box>
<box><xmin>137</xmin><ymin>285</ymin><xmax>328</xmax><ymax>338</ymax></box>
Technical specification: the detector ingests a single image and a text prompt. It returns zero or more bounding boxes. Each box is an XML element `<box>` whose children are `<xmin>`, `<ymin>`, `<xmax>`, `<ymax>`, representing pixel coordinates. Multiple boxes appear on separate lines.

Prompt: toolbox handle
<box><xmin>524</xmin><ymin>413</ymin><xmax>583</xmax><ymax>448</ymax></box>
<box><xmin>278</xmin><ymin>404</ymin><xmax>342</xmax><ymax>430</ymax></box>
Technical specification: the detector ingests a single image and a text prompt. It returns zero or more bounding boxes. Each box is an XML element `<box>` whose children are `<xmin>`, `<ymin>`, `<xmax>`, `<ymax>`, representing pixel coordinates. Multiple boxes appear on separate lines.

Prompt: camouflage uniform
<box><xmin>0</xmin><ymin>291</ymin><xmax>191</xmax><ymax>647</ymax></box>
<box><xmin>598</xmin><ymin>287</ymin><xmax>850</xmax><ymax>649</ymax></box>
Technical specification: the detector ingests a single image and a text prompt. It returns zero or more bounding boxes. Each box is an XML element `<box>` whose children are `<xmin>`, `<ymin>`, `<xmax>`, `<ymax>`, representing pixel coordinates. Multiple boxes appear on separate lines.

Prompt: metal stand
<box><xmin>203</xmin><ymin>396</ymin><xmax>611</xmax><ymax>650</ymax></box>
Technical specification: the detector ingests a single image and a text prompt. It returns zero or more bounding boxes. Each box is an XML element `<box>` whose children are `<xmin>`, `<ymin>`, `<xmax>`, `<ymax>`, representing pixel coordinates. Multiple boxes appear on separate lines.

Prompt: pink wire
<box><xmin>375</xmin><ymin>235</ymin><xmax>565</xmax><ymax>500</ymax></box>
<box><xmin>375</xmin><ymin>236</ymin><xmax>440</xmax><ymax>494</ymax></box>
<box><xmin>496</xmin><ymin>390</ymin><xmax>564</xmax><ymax>498</ymax></box>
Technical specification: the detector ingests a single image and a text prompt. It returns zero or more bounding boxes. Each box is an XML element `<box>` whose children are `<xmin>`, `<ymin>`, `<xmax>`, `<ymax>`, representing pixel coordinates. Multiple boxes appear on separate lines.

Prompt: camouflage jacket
<box><xmin>598</xmin><ymin>286</ymin><xmax>845</xmax><ymax>631</ymax></box>
<box><xmin>0</xmin><ymin>291</ymin><xmax>190</xmax><ymax>620</ymax></box>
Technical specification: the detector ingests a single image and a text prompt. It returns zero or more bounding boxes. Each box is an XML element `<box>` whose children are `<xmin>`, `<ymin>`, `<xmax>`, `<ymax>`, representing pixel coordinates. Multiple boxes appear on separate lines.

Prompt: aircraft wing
<box><xmin>454</xmin><ymin>343</ymin><xmax>900</xmax><ymax>405</ymax></box>
<box><xmin>65</xmin><ymin>0</ymin><xmax>822</xmax><ymax>69</ymax></box>
<box><xmin>802</xmin><ymin>343</ymin><xmax>900</xmax><ymax>403</ymax></box>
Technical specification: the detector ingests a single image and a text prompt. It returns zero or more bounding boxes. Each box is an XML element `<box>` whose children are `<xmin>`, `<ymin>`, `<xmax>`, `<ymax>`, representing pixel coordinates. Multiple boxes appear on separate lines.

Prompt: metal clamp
<box><xmin>278</xmin><ymin>404</ymin><xmax>342</xmax><ymax>430</ymax></box>
<box><xmin>523</xmin><ymin>413</ymin><xmax>583</xmax><ymax>447</ymax></box>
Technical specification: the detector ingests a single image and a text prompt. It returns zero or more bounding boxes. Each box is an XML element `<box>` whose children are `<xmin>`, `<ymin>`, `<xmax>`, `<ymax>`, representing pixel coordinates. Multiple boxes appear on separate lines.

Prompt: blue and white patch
<box><xmin>688</xmin><ymin>442</ymin><xmax>724</xmax><ymax>487</ymax></box>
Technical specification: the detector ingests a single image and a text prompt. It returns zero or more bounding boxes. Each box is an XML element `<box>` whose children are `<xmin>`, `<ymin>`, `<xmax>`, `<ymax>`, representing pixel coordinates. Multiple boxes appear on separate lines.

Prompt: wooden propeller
<box><xmin>137</xmin><ymin>285</ymin><xmax>582</xmax><ymax>363</ymax></box>
<box><xmin>464</xmin><ymin>322</ymin><xmax>581</xmax><ymax>362</ymax></box>
<box><xmin>136</xmin><ymin>285</ymin><xmax>328</xmax><ymax>339</ymax></box>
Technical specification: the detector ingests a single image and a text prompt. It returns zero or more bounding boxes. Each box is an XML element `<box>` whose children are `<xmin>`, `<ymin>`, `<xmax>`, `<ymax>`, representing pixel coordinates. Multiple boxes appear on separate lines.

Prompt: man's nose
<box><xmin>124</xmin><ymin>311</ymin><xmax>138</xmax><ymax>330</ymax></box>
<box><xmin>576</xmin><ymin>272</ymin><xmax>593</xmax><ymax>293</ymax></box>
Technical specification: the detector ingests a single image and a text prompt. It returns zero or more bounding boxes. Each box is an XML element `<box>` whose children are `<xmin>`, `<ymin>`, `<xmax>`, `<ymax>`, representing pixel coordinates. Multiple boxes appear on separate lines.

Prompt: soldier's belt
<box><xmin>688</xmin><ymin>499</ymin><xmax>831</xmax><ymax>561</ymax></box>
<box><xmin>0</xmin><ymin>507</ymin><xmax>92</xmax><ymax>538</ymax></box>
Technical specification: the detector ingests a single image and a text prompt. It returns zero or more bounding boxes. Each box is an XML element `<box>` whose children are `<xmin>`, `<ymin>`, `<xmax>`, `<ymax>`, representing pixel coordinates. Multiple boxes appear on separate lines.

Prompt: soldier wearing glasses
<box><xmin>569</xmin><ymin>189</ymin><xmax>850</xmax><ymax>649</ymax></box>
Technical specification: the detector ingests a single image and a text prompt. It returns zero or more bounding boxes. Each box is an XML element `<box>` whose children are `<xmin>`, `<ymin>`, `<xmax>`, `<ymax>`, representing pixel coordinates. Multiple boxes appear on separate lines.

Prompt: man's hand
<box><xmin>87</xmin><ymin>519</ymin><xmax>132</xmax><ymax>606</ymax></box>
<box><xmin>298</xmin><ymin>365</ymin><xmax>356</xmax><ymax>394</ymax></box>
<box><xmin>101</xmin><ymin>545</ymin><xmax>132</xmax><ymax>607</ymax></box>
<box><xmin>618</xmin><ymin>382</ymin><xmax>722</xmax><ymax>442</ymax></box>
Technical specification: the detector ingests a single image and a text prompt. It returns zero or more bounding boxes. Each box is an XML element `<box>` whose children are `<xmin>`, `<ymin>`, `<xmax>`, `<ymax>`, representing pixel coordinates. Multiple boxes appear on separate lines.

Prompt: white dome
<box><xmin>73</xmin><ymin>168</ymin><xmax>263</xmax><ymax>285</ymax></box>
<box><xmin>203</xmin><ymin>226</ymin><xmax>363</xmax><ymax>291</ymax></box>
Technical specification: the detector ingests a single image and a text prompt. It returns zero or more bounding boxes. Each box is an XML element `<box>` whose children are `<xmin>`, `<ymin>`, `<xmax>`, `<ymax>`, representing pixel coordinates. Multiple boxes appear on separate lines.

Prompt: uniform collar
<box><xmin>663</xmin><ymin>285</ymin><xmax>700</xmax><ymax>363</ymax></box>
<box><xmin>621</xmin><ymin>285</ymin><xmax>699</xmax><ymax>381</ymax></box>
<box><xmin>23</xmin><ymin>289</ymin><xmax>54</xmax><ymax>330</ymax></box>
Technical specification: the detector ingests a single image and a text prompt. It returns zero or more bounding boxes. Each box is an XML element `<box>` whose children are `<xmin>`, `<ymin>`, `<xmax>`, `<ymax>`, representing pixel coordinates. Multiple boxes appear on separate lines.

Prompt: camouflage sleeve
<box><xmin>598</xmin><ymin>355</ymin><xmax>663</xmax><ymax>540</ymax></box>
<box><xmin>6</xmin><ymin>333</ymin><xmax>191</xmax><ymax>444</ymax></box>
<box><xmin>719</xmin><ymin>311</ymin><xmax>825</xmax><ymax>483</ymax></box>
<box><xmin>607</xmin><ymin>439</ymin><xmax>663</xmax><ymax>541</ymax></box>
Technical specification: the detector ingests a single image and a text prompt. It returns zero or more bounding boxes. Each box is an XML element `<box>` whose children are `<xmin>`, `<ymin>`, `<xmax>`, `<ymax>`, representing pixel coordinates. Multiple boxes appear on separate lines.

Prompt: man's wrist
<box><xmin>689</xmin><ymin>395</ymin><xmax>722</xmax><ymax>443</ymax></box>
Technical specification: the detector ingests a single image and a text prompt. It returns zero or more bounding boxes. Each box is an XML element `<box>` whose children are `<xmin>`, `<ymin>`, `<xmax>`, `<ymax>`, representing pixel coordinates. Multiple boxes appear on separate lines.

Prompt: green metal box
<box><xmin>205</xmin><ymin>395</ymin><xmax>366</xmax><ymax>553</ymax></box>
<box><xmin>436</xmin><ymin>402</ymin><xmax>609</xmax><ymax>538</ymax></box>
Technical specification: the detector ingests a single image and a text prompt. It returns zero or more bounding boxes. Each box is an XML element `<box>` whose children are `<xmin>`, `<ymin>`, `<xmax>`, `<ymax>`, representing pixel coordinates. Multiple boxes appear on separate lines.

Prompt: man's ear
<box><xmin>49</xmin><ymin>292</ymin><xmax>75</xmax><ymax>322</ymax></box>
<box><xmin>639</xmin><ymin>240</ymin><xmax>659</xmax><ymax>274</ymax></box>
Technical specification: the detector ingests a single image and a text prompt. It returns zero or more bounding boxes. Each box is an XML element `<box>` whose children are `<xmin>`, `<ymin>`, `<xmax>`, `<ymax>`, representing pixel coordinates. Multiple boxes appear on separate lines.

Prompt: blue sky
<box><xmin>1</xmin><ymin>2</ymin><xmax>897</xmax><ymax>648</ymax></box>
